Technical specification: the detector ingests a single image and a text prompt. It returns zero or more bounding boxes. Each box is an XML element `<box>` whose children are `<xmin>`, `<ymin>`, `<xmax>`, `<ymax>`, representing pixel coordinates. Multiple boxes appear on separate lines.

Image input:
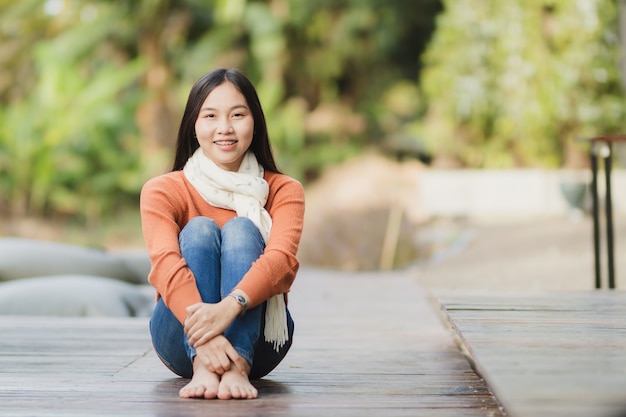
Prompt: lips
<box><xmin>214</xmin><ymin>140</ymin><xmax>237</xmax><ymax>146</ymax></box>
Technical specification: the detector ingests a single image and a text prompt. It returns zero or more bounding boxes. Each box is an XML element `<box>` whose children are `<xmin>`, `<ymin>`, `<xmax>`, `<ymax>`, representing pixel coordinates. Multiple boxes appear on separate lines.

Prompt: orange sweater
<box><xmin>140</xmin><ymin>170</ymin><xmax>305</xmax><ymax>324</ymax></box>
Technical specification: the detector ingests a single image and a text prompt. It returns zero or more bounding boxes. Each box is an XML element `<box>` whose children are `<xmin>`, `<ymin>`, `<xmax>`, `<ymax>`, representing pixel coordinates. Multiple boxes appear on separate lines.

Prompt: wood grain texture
<box><xmin>436</xmin><ymin>290</ymin><xmax>626</xmax><ymax>417</ymax></box>
<box><xmin>0</xmin><ymin>269</ymin><xmax>504</xmax><ymax>417</ymax></box>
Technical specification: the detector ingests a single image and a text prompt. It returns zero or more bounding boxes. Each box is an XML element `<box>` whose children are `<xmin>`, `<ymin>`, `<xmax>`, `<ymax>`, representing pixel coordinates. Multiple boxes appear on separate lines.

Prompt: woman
<box><xmin>140</xmin><ymin>68</ymin><xmax>304</xmax><ymax>400</ymax></box>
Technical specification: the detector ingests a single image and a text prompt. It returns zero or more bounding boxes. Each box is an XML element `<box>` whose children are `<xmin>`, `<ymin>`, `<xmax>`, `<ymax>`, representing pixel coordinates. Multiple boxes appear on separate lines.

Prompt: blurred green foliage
<box><xmin>0</xmin><ymin>0</ymin><xmax>440</xmax><ymax>223</ymax></box>
<box><xmin>416</xmin><ymin>0</ymin><xmax>625</xmax><ymax>168</ymax></box>
<box><xmin>0</xmin><ymin>0</ymin><xmax>625</xmax><ymax>225</ymax></box>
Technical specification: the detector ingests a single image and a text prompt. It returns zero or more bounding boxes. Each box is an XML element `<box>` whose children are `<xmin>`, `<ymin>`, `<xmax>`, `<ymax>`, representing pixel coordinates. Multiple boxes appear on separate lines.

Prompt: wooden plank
<box><xmin>0</xmin><ymin>269</ymin><xmax>505</xmax><ymax>416</ymax></box>
<box><xmin>436</xmin><ymin>291</ymin><xmax>626</xmax><ymax>417</ymax></box>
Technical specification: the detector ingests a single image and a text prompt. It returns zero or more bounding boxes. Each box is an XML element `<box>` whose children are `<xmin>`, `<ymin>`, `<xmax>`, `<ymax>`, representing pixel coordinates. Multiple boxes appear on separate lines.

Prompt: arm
<box><xmin>234</xmin><ymin>175</ymin><xmax>305</xmax><ymax>307</ymax></box>
<box><xmin>140</xmin><ymin>176</ymin><xmax>203</xmax><ymax>324</ymax></box>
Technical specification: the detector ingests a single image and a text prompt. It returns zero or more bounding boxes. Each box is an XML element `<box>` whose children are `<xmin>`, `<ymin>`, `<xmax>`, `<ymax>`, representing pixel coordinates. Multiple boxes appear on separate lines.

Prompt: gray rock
<box><xmin>0</xmin><ymin>275</ymin><xmax>155</xmax><ymax>317</ymax></box>
<box><xmin>108</xmin><ymin>249</ymin><xmax>152</xmax><ymax>284</ymax></box>
<box><xmin>0</xmin><ymin>238</ymin><xmax>147</xmax><ymax>284</ymax></box>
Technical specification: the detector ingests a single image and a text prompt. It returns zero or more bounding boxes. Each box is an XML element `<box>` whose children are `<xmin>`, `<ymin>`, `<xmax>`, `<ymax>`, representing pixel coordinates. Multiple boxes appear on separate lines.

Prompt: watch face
<box><xmin>230</xmin><ymin>293</ymin><xmax>248</xmax><ymax>316</ymax></box>
<box><xmin>231</xmin><ymin>293</ymin><xmax>247</xmax><ymax>306</ymax></box>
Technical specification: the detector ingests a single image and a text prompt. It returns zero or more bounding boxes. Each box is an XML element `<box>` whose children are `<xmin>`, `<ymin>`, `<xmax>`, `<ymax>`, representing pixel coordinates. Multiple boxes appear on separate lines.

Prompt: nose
<box><xmin>217</xmin><ymin>117</ymin><xmax>233</xmax><ymax>134</ymax></box>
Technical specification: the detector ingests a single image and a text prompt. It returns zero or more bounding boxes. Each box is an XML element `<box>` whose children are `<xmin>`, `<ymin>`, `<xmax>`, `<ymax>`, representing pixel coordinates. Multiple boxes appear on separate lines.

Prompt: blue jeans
<box><xmin>149</xmin><ymin>216</ymin><xmax>294</xmax><ymax>380</ymax></box>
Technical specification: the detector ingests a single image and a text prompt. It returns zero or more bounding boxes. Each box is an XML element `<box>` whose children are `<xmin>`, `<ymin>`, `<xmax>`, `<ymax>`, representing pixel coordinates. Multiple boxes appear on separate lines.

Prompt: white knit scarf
<box><xmin>183</xmin><ymin>148</ymin><xmax>288</xmax><ymax>351</ymax></box>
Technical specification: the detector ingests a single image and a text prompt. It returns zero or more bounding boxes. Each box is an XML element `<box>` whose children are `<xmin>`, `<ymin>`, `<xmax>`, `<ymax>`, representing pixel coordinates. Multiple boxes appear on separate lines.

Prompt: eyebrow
<box><xmin>200</xmin><ymin>104</ymin><xmax>249</xmax><ymax>112</ymax></box>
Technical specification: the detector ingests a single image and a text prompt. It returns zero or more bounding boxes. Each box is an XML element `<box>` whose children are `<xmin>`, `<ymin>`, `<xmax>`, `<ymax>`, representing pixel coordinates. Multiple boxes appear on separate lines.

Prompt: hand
<box><xmin>194</xmin><ymin>335</ymin><xmax>247</xmax><ymax>376</ymax></box>
<box><xmin>184</xmin><ymin>298</ymin><xmax>241</xmax><ymax>347</ymax></box>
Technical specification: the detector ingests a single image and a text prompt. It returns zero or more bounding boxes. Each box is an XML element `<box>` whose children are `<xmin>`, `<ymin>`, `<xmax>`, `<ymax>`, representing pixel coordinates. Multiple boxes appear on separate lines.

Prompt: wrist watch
<box><xmin>228</xmin><ymin>293</ymin><xmax>248</xmax><ymax>316</ymax></box>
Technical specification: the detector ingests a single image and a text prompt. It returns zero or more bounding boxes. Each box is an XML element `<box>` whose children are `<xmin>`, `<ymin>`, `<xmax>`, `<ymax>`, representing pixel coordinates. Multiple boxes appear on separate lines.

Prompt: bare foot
<box><xmin>179</xmin><ymin>360</ymin><xmax>220</xmax><ymax>399</ymax></box>
<box><xmin>217</xmin><ymin>367</ymin><xmax>258</xmax><ymax>400</ymax></box>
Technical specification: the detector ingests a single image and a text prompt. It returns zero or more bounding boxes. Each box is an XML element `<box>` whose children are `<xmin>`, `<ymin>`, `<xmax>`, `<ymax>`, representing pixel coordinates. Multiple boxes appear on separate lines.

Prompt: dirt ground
<box><xmin>413</xmin><ymin>215</ymin><xmax>626</xmax><ymax>291</ymax></box>
<box><xmin>298</xmin><ymin>152</ymin><xmax>626</xmax><ymax>292</ymax></box>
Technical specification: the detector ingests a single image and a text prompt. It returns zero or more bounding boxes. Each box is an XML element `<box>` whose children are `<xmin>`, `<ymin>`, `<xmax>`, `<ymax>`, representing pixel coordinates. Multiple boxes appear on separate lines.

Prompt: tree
<box><xmin>0</xmin><ymin>0</ymin><xmax>145</xmax><ymax>222</ymax></box>
<box><xmin>416</xmin><ymin>0</ymin><xmax>625</xmax><ymax>168</ymax></box>
<box><xmin>277</xmin><ymin>0</ymin><xmax>441</xmax><ymax>178</ymax></box>
<box><xmin>0</xmin><ymin>0</ymin><xmax>442</xmax><ymax>223</ymax></box>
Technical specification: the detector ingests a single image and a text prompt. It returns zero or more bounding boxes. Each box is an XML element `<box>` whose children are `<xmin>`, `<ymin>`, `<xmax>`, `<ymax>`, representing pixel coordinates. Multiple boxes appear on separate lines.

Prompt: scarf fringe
<box><xmin>264</xmin><ymin>294</ymin><xmax>288</xmax><ymax>352</ymax></box>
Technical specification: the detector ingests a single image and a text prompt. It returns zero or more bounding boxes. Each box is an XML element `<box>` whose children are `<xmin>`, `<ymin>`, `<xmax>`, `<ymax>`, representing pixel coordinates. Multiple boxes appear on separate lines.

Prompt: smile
<box><xmin>214</xmin><ymin>140</ymin><xmax>237</xmax><ymax>146</ymax></box>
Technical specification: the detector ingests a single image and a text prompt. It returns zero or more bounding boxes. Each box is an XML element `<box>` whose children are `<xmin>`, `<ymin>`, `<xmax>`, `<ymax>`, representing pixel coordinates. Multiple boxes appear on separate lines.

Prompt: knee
<box><xmin>222</xmin><ymin>217</ymin><xmax>256</xmax><ymax>234</ymax></box>
<box><xmin>184</xmin><ymin>216</ymin><xmax>220</xmax><ymax>235</ymax></box>
<box><xmin>179</xmin><ymin>217</ymin><xmax>220</xmax><ymax>248</ymax></box>
<box><xmin>222</xmin><ymin>217</ymin><xmax>264</xmax><ymax>251</ymax></box>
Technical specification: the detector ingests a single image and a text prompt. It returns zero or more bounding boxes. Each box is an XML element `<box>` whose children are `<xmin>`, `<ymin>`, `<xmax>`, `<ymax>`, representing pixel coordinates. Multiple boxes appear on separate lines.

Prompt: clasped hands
<box><xmin>184</xmin><ymin>298</ymin><xmax>247</xmax><ymax>375</ymax></box>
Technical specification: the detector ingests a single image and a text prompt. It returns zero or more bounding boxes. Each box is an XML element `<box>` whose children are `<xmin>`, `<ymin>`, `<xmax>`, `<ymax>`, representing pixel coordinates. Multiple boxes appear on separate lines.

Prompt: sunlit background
<box><xmin>1</xmin><ymin>0</ymin><xmax>625</xmax><ymax>276</ymax></box>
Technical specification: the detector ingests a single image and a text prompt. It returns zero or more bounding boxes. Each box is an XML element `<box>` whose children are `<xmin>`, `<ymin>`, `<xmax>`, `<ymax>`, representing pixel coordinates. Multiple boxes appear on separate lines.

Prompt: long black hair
<box><xmin>171</xmin><ymin>68</ymin><xmax>280</xmax><ymax>173</ymax></box>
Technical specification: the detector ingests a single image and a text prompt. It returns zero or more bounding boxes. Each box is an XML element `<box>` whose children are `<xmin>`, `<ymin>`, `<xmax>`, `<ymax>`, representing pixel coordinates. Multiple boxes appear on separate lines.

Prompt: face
<box><xmin>194</xmin><ymin>81</ymin><xmax>254</xmax><ymax>171</ymax></box>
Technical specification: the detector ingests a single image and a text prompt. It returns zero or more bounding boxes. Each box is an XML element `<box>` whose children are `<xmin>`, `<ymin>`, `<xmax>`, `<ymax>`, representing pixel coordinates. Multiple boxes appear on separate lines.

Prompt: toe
<box><xmin>218</xmin><ymin>387</ymin><xmax>231</xmax><ymax>400</ymax></box>
<box><xmin>179</xmin><ymin>387</ymin><xmax>192</xmax><ymax>398</ymax></box>
<box><xmin>203</xmin><ymin>388</ymin><xmax>217</xmax><ymax>399</ymax></box>
<box><xmin>191</xmin><ymin>387</ymin><xmax>204</xmax><ymax>397</ymax></box>
<box><xmin>248</xmin><ymin>387</ymin><xmax>258</xmax><ymax>399</ymax></box>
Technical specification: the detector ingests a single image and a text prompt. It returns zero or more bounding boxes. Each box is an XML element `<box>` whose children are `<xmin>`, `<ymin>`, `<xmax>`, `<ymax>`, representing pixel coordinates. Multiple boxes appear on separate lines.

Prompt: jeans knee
<box><xmin>185</xmin><ymin>216</ymin><xmax>220</xmax><ymax>234</ymax></box>
<box><xmin>179</xmin><ymin>216</ymin><xmax>220</xmax><ymax>249</ymax></box>
<box><xmin>222</xmin><ymin>217</ymin><xmax>256</xmax><ymax>233</ymax></box>
<box><xmin>222</xmin><ymin>217</ymin><xmax>264</xmax><ymax>251</ymax></box>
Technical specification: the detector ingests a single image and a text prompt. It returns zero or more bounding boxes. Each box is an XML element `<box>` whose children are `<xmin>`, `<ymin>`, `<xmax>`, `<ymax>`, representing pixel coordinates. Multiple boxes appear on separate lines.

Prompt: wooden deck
<box><xmin>0</xmin><ymin>269</ymin><xmax>503</xmax><ymax>417</ymax></box>
<box><xmin>436</xmin><ymin>291</ymin><xmax>626</xmax><ymax>417</ymax></box>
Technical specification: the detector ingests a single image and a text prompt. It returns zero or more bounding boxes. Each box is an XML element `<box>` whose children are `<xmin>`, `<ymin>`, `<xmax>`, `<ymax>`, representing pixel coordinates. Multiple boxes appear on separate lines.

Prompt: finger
<box><xmin>188</xmin><ymin>329</ymin><xmax>204</xmax><ymax>346</ymax></box>
<box><xmin>226</xmin><ymin>348</ymin><xmax>246</xmax><ymax>375</ymax></box>
<box><xmin>209</xmin><ymin>348</ymin><xmax>233</xmax><ymax>375</ymax></box>
<box><xmin>185</xmin><ymin>315</ymin><xmax>206</xmax><ymax>338</ymax></box>
<box><xmin>197</xmin><ymin>353</ymin><xmax>211</xmax><ymax>370</ymax></box>
<box><xmin>186</xmin><ymin>303</ymin><xmax>203</xmax><ymax>316</ymax></box>
<box><xmin>183</xmin><ymin>315</ymin><xmax>197</xmax><ymax>335</ymax></box>
<box><xmin>208</xmin><ymin>355</ymin><xmax>223</xmax><ymax>375</ymax></box>
<box><xmin>233</xmin><ymin>357</ymin><xmax>247</xmax><ymax>376</ymax></box>
<box><xmin>192</xmin><ymin>328</ymin><xmax>219</xmax><ymax>347</ymax></box>
<box><xmin>200</xmin><ymin>354</ymin><xmax>220</xmax><ymax>375</ymax></box>
<box><xmin>216</xmin><ymin>351</ymin><xmax>232</xmax><ymax>374</ymax></box>
<box><xmin>183</xmin><ymin>304</ymin><xmax>204</xmax><ymax>332</ymax></box>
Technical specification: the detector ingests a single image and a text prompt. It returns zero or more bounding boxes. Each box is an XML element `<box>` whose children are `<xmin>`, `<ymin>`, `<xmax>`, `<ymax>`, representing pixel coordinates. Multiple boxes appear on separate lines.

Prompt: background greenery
<box><xmin>0</xmin><ymin>0</ymin><xmax>625</xmax><ymax>229</ymax></box>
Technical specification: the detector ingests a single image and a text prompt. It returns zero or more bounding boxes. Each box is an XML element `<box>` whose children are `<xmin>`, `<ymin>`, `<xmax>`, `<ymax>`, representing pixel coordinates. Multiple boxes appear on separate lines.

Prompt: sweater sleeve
<box><xmin>140</xmin><ymin>176</ymin><xmax>202</xmax><ymax>323</ymax></box>
<box><xmin>234</xmin><ymin>175</ymin><xmax>305</xmax><ymax>307</ymax></box>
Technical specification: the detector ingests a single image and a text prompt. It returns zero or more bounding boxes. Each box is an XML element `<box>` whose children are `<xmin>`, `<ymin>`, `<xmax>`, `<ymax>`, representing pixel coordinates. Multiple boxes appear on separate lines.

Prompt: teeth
<box><xmin>215</xmin><ymin>140</ymin><xmax>236</xmax><ymax>145</ymax></box>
